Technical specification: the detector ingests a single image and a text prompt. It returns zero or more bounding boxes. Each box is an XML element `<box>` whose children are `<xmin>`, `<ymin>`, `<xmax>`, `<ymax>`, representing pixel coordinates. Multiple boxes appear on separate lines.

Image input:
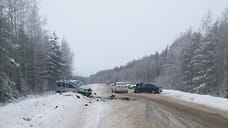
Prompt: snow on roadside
<box><xmin>162</xmin><ymin>90</ymin><xmax>228</xmax><ymax>111</ymax></box>
<box><xmin>62</xmin><ymin>83</ymin><xmax>111</xmax><ymax>128</ymax></box>
<box><xmin>83</xmin><ymin>101</ymin><xmax>109</xmax><ymax>128</ymax></box>
<box><xmin>0</xmin><ymin>92</ymin><xmax>87</xmax><ymax>128</ymax></box>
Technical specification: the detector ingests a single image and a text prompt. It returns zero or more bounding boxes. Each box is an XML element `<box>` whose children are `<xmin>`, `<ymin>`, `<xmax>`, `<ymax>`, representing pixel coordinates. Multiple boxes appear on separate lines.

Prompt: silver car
<box><xmin>56</xmin><ymin>80</ymin><xmax>92</xmax><ymax>96</ymax></box>
<box><xmin>112</xmin><ymin>82</ymin><xmax>128</xmax><ymax>93</ymax></box>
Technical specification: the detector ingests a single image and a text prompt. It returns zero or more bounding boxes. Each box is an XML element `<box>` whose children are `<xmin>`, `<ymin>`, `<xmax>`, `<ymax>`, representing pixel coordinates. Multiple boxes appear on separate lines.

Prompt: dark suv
<box><xmin>134</xmin><ymin>83</ymin><xmax>162</xmax><ymax>94</ymax></box>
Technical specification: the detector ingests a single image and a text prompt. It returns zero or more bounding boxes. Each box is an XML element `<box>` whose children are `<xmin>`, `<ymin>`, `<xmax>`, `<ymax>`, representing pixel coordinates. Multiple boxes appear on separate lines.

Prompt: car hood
<box><xmin>79</xmin><ymin>85</ymin><xmax>91</xmax><ymax>90</ymax></box>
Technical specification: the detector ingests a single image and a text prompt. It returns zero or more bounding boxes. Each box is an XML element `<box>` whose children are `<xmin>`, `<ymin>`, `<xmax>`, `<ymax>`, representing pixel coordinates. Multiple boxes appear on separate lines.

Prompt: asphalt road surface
<box><xmin>68</xmin><ymin>84</ymin><xmax>228</xmax><ymax>128</ymax></box>
<box><xmin>95</xmin><ymin>85</ymin><xmax>228</xmax><ymax>128</ymax></box>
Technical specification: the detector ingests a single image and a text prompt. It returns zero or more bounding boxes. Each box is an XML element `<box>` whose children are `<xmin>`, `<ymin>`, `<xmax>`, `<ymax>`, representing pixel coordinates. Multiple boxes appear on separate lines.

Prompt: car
<box><xmin>134</xmin><ymin>83</ymin><xmax>162</xmax><ymax>94</ymax></box>
<box><xmin>56</xmin><ymin>80</ymin><xmax>92</xmax><ymax>96</ymax></box>
<box><xmin>110</xmin><ymin>83</ymin><xmax>115</xmax><ymax>86</ymax></box>
<box><xmin>130</xmin><ymin>83</ymin><xmax>137</xmax><ymax>89</ymax></box>
<box><xmin>105</xmin><ymin>82</ymin><xmax>111</xmax><ymax>86</ymax></box>
<box><xmin>126</xmin><ymin>82</ymin><xmax>136</xmax><ymax>89</ymax></box>
<box><xmin>112</xmin><ymin>82</ymin><xmax>128</xmax><ymax>93</ymax></box>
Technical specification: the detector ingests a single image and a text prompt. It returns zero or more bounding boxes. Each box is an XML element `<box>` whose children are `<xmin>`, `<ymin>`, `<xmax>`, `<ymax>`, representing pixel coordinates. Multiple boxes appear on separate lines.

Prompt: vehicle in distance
<box><xmin>56</xmin><ymin>80</ymin><xmax>92</xmax><ymax>96</ymax></box>
<box><xmin>134</xmin><ymin>83</ymin><xmax>162</xmax><ymax>94</ymax></box>
<box><xmin>112</xmin><ymin>82</ymin><xmax>128</xmax><ymax>93</ymax></box>
<box><xmin>126</xmin><ymin>82</ymin><xmax>136</xmax><ymax>89</ymax></box>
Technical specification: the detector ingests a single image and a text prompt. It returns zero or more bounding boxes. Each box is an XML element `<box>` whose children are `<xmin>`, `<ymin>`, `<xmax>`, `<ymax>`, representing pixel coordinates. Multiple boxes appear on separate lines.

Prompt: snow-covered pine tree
<box><xmin>181</xmin><ymin>32</ymin><xmax>201</xmax><ymax>92</ymax></box>
<box><xmin>61</xmin><ymin>38</ymin><xmax>73</xmax><ymax>80</ymax></box>
<box><xmin>191</xmin><ymin>24</ymin><xmax>217</xmax><ymax>94</ymax></box>
<box><xmin>224</xmin><ymin>37</ymin><xmax>228</xmax><ymax>97</ymax></box>
<box><xmin>0</xmin><ymin>6</ymin><xmax>16</xmax><ymax>102</ymax></box>
<box><xmin>47</xmin><ymin>32</ymin><xmax>65</xmax><ymax>89</ymax></box>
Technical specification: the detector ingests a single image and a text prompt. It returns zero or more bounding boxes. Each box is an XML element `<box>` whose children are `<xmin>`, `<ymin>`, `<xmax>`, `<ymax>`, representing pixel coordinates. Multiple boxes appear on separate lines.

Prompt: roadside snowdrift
<box><xmin>0</xmin><ymin>92</ymin><xmax>87</xmax><ymax>128</ymax></box>
<box><xmin>0</xmin><ymin>84</ymin><xmax>109</xmax><ymax>128</ymax></box>
<box><xmin>163</xmin><ymin>90</ymin><xmax>228</xmax><ymax>111</ymax></box>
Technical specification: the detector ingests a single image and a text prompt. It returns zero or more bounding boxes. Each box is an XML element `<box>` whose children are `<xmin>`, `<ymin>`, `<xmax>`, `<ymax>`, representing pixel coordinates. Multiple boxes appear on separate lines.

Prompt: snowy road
<box><xmin>0</xmin><ymin>84</ymin><xmax>228</xmax><ymax>128</ymax></box>
<box><xmin>123</xmin><ymin>93</ymin><xmax>228</xmax><ymax>128</ymax></box>
<box><xmin>70</xmin><ymin>84</ymin><xmax>228</xmax><ymax>128</ymax></box>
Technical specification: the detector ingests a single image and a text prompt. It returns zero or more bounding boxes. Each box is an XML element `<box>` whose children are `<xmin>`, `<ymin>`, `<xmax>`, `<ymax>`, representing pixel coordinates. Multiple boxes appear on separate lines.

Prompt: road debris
<box><xmin>22</xmin><ymin>117</ymin><xmax>32</xmax><ymax>121</ymax></box>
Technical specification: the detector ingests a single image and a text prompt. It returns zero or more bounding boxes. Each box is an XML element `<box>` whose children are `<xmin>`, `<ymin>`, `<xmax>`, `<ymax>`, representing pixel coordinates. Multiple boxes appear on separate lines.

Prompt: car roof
<box><xmin>115</xmin><ymin>82</ymin><xmax>127</xmax><ymax>85</ymax></box>
<box><xmin>56</xmin><ymin>80</ymin><xmax>69</xmax><ymax>83</ymax></box>
<box><xmin>56</xmin><ymin>80</ymin><xmax>86</xmax><ymax>85</ymax></box>
<box><xmin>140</xmin><ymin>83</ymin><xmax>156</xmax><ymax>86</ymax></box>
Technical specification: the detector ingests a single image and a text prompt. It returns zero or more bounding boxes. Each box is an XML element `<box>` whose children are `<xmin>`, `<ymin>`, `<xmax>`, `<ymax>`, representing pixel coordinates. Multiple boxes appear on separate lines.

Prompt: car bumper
<box><xmin>114</xmin><ymin>88</ymin><xmax>128</xmax><ymax>92</ymax></box>
<box><xmin>79</xmin><ymin>89</ymin><xmax>92</xmax><ymax>96</ymax></box>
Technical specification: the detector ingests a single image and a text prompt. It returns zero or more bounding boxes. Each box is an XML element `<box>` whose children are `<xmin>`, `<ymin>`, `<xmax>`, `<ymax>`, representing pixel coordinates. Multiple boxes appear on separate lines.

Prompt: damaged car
<box><xmin>56</xmin><ymin>80</ymin><xmax>92</xmax><ymax>96</ymax></box>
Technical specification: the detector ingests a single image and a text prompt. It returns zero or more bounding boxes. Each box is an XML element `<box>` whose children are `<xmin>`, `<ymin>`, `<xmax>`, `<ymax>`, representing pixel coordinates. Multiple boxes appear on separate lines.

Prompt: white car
<box><xmin>112</xmin><ymin>82</ymin><xmax>128</xmax><ymax>93</ymax></box>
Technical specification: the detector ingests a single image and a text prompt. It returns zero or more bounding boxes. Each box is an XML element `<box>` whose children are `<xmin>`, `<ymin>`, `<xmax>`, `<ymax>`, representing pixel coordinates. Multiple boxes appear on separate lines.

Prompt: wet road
<box><xmin>125</xmin><ymin>93</ymin><xmax>228</xmax><ymax>128</ymax></box>
<box><xmin>96</xmin><ymin>85</ymin><xmax>228</xmax><ymax>128</ymax></box>
<box><xmin>68</xmin><ymin>84</ymin><xmax>228</xmax><ymax>128</ymax></box>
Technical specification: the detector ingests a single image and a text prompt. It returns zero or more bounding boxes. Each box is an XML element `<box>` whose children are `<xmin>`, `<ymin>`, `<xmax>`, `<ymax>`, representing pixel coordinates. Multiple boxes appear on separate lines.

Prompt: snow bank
<box><xmin>162</xmin><ymin>90</ymin><xmax>228</xmax><ymax>111</ymax></box>
<box><xmin>0</xmin><ymin>92</ymin><xmax>86</xmax><ymax>128</ymax></box>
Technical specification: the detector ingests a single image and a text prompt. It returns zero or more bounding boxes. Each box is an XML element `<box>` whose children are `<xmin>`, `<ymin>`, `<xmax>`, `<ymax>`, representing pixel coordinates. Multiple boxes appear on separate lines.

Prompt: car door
<box><xmin>65</xmin><ymin>82</ymin><xmax>70</xmax><ymax>92</ymax></box>
<box><xmin>141</xmin><ymin>84</ymin><xmax>147</xmax><ymax>92</ymax></box>
<box><xmin>151</xmin><ymin>84</ymin><xmax>156</xmax><ymax>92</ymax></box>
<box><xmin>146</xmin><ymin>84</ymin><xmax>151</xmax><ymax>92</ymax></box>
<box><xmin>68</xmin><ymin>83</ymin><xmax>76</xmax><ymax>92</ymax></box>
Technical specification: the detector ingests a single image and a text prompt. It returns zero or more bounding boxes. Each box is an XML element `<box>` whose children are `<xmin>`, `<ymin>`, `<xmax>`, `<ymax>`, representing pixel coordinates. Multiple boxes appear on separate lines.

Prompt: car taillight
<box><xmin>117</xmin><ymin>85</ymin><xmax>120</xmax><ymax>88</ymax></box>
<box><xmin>125</xmin><ymin>85</ymin><xmax>128</xmax><ymax>88</ymax></box>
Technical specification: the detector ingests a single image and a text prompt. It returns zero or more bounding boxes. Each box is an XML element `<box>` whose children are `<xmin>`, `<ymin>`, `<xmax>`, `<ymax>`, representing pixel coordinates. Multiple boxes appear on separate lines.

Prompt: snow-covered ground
<box><xmin>0</xmin><ymin>92</ymin><xmax>86</xmax><ymax>128</ymax></box>
<box><xmin>0</xmin><ymin>84</ymin><xmax>109</xmax><ymax>128</ymax></box>
<box><xmin>162</xmin><ymin>90</ymin><xmax>228</xmax><ymax>111</ymax></box>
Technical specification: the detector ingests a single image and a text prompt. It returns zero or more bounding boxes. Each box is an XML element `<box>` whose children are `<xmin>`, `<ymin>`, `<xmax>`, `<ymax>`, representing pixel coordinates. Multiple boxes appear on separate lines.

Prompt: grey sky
<box><xmin>40</xmin><ymin>0</ymin><xmax>228</xmax><ymax>76</ymax></box>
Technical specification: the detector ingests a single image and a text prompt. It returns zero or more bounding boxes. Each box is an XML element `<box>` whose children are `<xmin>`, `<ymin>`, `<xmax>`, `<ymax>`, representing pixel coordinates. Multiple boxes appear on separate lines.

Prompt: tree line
<box><xmin>0</xmin><ymin>0</ymin><xmax>73</xmax><ymax>102</ymax></box>
<box><xmin>89</xmin><ymin>9</ymin><xmax>228</xmax><ymax>97</ymax></box>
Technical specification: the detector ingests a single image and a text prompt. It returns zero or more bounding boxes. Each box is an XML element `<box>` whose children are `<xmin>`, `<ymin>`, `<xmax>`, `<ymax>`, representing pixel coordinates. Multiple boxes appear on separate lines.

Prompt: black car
<box><xmin>134</xmin><ymin>83</ymin><xmax>162</xmax><ymax>94</ymax></box>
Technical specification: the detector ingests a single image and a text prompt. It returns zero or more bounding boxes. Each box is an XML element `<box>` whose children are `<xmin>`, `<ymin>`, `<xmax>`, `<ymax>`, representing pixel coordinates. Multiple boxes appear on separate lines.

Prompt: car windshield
<box><xmin>116</xmin><ymin>82</ymin><xmax>126</xmax><ymax>85</ymax></box>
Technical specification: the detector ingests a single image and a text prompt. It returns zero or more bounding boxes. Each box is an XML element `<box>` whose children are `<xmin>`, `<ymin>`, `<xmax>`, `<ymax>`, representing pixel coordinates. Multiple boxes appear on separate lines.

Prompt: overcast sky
<box><xmin>40</xmin><ymin>0</ymin><xmax>228</xmax><ymax>76</ymax></box>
